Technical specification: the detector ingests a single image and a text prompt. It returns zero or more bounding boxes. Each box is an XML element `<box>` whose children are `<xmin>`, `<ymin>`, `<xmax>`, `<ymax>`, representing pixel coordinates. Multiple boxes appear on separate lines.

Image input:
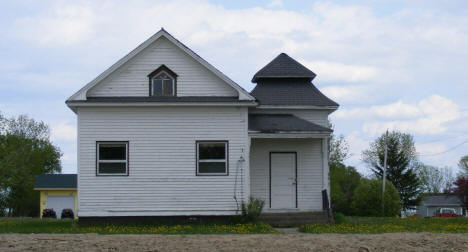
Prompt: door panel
<box><xmin>46</xmin><ymin>196</ymin><xmax>75</xmax><ymax>219</ymax></box>
<box><xmin>270</xmin><ymin>153</ymin><xmax>296</xmax><ymax>209</ymax></box>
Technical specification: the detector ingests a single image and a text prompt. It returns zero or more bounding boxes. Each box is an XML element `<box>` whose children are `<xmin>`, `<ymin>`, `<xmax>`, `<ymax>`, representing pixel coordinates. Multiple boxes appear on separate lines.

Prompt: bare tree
<box><xmin>416</xmin><ymin>163</ymin><xmax>455</xmax><ymax>193</ymax></box>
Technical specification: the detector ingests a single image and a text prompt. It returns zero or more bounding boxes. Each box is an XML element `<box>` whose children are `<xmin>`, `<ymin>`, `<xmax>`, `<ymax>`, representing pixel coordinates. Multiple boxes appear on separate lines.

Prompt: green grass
<box><xmin>300</xmin><ymin>216</ymin><xmax>468</xmax><ymax>234</ymax></box>
<box><xmin>0</xmin><ymin>218</ymin><xmax>279</xmax><ymax>234</ymax></box>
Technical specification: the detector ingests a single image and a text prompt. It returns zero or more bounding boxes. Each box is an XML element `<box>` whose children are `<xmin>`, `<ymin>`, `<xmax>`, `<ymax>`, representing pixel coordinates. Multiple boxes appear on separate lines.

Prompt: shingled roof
<box><xmin>250</xmin><ymin>79</ymin><xmax>339</xmax><ymax>107</ymax></box>
<box><xmin>34</xmin><ymin>174</ymin><xmax>77</xmax><ymax>189</ymax></box>
<box><xmin>421</xmin><ymin>195</ymin><xmax>463</xmax><ymax>206</ymax></box>
<box><xmin>249</xmin><ymin>114</ymin><xmax>332</xmax><ymax>133</ymax></box>
<box><xmin>252</xmin><ymin>53</ymin><xmax>316</xmax><ymax>82</ymax></box>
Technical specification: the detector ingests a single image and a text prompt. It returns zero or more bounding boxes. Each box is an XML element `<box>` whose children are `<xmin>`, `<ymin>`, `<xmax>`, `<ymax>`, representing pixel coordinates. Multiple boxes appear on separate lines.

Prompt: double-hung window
<box><xmin>96</xmin><ymin>142</ymin><xmax>129</xmax><ymax>176</ymax></box>
<box><xmin>196</xmin><ymin>141</ymin><xmax>228</xmax><ymax>175</ymax></box>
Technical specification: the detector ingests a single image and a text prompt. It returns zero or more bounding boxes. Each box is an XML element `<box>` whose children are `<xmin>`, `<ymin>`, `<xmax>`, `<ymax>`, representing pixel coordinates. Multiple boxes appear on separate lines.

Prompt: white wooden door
<box><xmin>270</xmin><ymin>153</ymin><xmax>296</xmax><ymax>209</ymax></box>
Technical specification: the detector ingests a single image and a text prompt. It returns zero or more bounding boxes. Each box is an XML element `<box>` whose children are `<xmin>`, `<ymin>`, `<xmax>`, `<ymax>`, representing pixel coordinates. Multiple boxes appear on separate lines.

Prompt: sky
<box><xmin>0</xmin><ymin>0</ymin><xmax>467</xmax><ymax>175</ymax></box>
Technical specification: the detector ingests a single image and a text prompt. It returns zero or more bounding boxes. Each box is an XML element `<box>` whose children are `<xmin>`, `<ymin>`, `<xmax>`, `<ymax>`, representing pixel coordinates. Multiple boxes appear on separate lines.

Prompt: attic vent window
<box><xmin>148</xmin><ymin>65</ymin><xmax>177</xmax><ymax>97</ymax></box>
<box><xmin>152</xmin><ymin>72</ymin><xmax>174</xmax><ymax>96</ymax></box>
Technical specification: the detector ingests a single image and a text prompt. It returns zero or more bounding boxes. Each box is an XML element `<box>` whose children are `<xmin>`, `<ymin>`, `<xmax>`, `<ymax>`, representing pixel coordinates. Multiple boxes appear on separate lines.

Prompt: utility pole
<box><xmin>382</xmin><ymin>130</ymin><xmax>388</xmax><ymax>216</ymax></box>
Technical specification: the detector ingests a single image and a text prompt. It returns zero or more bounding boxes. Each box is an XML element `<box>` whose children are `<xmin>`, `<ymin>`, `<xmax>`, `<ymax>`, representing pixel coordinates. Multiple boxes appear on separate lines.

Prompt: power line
<box><xmin>416</xmin><ymin>139</ymin><xmax>468</xmax><ymax>157</ymax></box>
<box><xmin>416</xmin><ymin>135</ymin><xmax>464</xmax><ymax>144</ymax></box>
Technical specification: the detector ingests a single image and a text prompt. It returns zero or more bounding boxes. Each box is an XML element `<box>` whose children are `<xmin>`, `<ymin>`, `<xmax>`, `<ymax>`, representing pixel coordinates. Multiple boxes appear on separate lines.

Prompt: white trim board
<box><xmin>248</xmin><ymin>132</ymin><xmax>331</xmax><ymax>138</ymax></box>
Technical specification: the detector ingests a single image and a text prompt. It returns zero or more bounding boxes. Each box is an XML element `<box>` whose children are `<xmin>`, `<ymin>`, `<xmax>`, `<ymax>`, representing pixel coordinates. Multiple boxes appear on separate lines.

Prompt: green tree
<box><xmin>459</xmin><ymin>155</ymin><xmax>468</xmax><ymax>176</ymax></box>
<box><xmin>328</xmin><ymin>121</ymin><xmax>350</xmax><ymax>165</ymax></box>
<box><xmin>0</xmin><ymin>114</ymin><xmax>61</xmax><ymax>216</ymax></box>
<box><xmin>330</xmin><ymin>163</ymin><xmax>361</xmax><ymax>215</ymax></box>
<box><xmin>351</xmin><ymin>178</ymin><xmax>400</xmax><ymax>217</ymax></box>
<box><xmin>362</xmin><ymin>131</ymin><xmax>421</xmax><ymax>210</ymax></box>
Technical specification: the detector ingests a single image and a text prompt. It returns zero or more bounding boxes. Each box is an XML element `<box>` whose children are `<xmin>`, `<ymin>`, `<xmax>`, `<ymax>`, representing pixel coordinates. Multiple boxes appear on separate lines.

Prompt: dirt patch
<box><xmin>1</xmin><ymin>233</ymin><xmax>467</xmax><ymax>251</ymax></box>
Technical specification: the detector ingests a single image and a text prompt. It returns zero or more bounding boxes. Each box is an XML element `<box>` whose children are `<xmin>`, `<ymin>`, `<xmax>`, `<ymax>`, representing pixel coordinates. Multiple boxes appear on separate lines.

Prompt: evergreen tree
<box><xmin>362</xmin><ymin>131</ymin><xmax>421</xmax><ymax>210</ymax></box>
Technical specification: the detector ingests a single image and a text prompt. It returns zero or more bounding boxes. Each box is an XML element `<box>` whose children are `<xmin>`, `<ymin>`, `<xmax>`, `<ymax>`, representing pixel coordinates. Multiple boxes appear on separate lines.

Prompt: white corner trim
<box><xmin>67</xmin><ymin>30</ymin><xmax>255</xmax><ymax>101</ymax></box>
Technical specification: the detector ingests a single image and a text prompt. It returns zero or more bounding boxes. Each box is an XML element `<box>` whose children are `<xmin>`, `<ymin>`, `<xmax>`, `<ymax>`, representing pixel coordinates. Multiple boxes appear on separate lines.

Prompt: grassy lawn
<box><xmin>0</xmin><ymin>218</ymin><xmax>279</xmax><ymax>234</ymax></box>
<box><xmin>300</xmin><ymin>216</ymin><xmax>468</xmax><ymax>234</ymax></box>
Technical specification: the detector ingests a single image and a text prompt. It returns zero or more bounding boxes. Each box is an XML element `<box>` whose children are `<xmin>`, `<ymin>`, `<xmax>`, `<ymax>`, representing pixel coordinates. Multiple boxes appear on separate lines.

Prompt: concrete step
<box><xmin>260</xmin><ymin>211</ymin><xmax>330</xmax><ymax>227</ymax></box>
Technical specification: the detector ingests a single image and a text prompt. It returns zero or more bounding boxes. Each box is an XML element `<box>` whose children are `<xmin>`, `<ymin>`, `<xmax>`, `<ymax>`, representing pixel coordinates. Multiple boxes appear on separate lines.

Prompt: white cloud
<box><xmin>346</xmin><ymin>131</ymin><xmax>369</xmax><ymax>163</ymax></box>
<box><xmin>303</xmin><ymin>60</ymin><xmax>379</xmax><ymax>82</ymax></box>
<box><xmin>13</xmin><ymin>4</ymin><xmax>95</xmax><ymax>46</ymax></box>
<box><xmin>335</xmin><ymin>100</ymin><xmax>422</xmax><ymax>119</ymax></box>
<box><xmin>51</xmin><ymin>122</ymin><xmax>76</xmax><ymax>142</ymax></box>
<box><xmin>416</xmin><ymin>142</ymin><xmax>447</xmax><ymax>156</ymax></box>
<box><xmin>361</xmin><ymin>95</ymin><xmax>460</xmax><ymax>136</ymax></box>
<box><xmin>321</xmin><ymin>85</ymin><xmax>372</xmax><ymax>103</ymax></box>
<box><xmin>9</xmin><ymin>0</ymin><xmax>468</xmax><ymax>88</ymax></box>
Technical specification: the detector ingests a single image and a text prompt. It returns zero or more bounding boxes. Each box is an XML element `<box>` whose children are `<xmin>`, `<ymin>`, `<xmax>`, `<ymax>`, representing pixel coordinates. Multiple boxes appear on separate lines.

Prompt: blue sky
<box><xmin>1</xmin><ymin>0</ymin><xmax>467</xmax><ymax>174</ymax></box>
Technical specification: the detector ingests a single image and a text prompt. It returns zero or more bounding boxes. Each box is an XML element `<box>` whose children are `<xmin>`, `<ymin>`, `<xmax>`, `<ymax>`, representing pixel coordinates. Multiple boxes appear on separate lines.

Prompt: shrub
<box><xmin>330</xmin><ymin>163</ymin><xmax>361</xmax><ymax>215</ymax></box>
<box><xmin>333</xmin><ymin>212</ymin><xmax>346</xmax><ymax>224</ymax></box>
<box><xmin>351</xmin><ymin>178</ymin><xmax>400</xmax><ymax>217</ymax></box>
<box><xmin>239</xmin><ymin>197</ymin><xmax>265</xmax><ymax>223</ymax></box>
<box><xmin>61</xmin><ymin>208</ymin><xmax>74</xmax><ymax>219</ymax></box>
<box><xmin>42</xmin><ymin>208</ymin><xmax>57</xmax><ymax>219</ymax></box>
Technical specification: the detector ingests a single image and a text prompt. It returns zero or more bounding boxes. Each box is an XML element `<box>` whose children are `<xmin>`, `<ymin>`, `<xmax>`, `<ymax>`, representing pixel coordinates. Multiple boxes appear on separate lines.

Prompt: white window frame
<box><xmin>151</xmin><ymin>70</ymin><xmax>175</xmax><ymax>96</ymax></box>
<box><xmin>96</xmin><ymin>141</ymin><xmax>129</xmax><ymax>176</ymax></box>
<box><xmin>196</xmin><ymin>141</ymin><xmax>228</xmax><ymax>176</ymax></box>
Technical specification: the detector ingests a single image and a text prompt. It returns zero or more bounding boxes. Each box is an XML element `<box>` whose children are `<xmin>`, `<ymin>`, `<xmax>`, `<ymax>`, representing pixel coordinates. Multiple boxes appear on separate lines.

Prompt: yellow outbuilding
<box><xmin>34</xmin><ymin>174</ymin><xmax>77</xmax><ymax>219</ymax></box>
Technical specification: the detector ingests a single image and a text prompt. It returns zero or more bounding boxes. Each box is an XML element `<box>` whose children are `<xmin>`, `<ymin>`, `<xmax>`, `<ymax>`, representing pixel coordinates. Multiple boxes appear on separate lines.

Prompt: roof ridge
<box><xmin>252</xmin><ymin>53</ymin><xmax>316</xmax><ymax>82</ymax></box>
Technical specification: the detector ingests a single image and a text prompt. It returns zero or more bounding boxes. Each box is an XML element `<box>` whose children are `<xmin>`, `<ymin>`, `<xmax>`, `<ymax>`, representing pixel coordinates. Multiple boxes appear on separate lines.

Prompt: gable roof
<box><xmin>250</xmin><ymin>79</ymin><xmax>339</xmax><ymax>108</ymax></box>
<box><xmin>67</xmin><ymin>28</ymin><xmax>255</xmax><ymax>101</ymax></box>
<box><xmin>248</xmin><ymin>114</ymin><xmax>332</xmax><ymax>133</ymax></box>
<box><xmin>421</xmin><ymin>195</ymin><xmax>463</xmax><ymax>206</ymax></box>
<box><xmin>34</xmin><ymin>174</ymin><xmax>77</xmax><ymax>189</ymax></box>
<box><xmin>252</xmin><ymin>53</ymin><xmax>316</xmax><ymax>82</ymax></box>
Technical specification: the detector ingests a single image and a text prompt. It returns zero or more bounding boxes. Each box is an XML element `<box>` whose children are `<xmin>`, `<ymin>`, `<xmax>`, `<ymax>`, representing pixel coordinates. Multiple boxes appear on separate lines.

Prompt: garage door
<box><xmin>46</xmin><ymin>196</ymin><xmax>75</xmax><ymax>219</ymax></box>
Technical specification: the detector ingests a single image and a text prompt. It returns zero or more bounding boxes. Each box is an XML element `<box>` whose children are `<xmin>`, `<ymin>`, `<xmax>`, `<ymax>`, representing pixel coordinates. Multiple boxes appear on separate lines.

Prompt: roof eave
<box><xmin>252</xmin><ymin>75</ymin><xmax>315</xmax><ymax>83</ymax></box>
<box><xmin>256</xmin><ymin>105</ymin><xmax>339</xmax><ymax>110</ymax></box>
<box><xmin>248</xmin><ymin>132</ymin><xmax>332</xmax><ymax>138</ymax></box>
<box><xmin>66</xmin><ymin>100</ymin><xmax>258</xmax><ymax>107</ymax></box>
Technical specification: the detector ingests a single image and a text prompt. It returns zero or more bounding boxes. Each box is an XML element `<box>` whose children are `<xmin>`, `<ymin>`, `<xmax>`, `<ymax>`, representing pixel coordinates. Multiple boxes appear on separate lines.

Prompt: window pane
<box><xmin>199</xmin><ymin>142</ymin><xmax>226</xmax><ymax>160</ymax></box>
<box><xmin>198</xmin><ymin>162</ymin><xmax>226</xmax><ymax>174</ymax></box>
<box><xmin>99</xmin><ymin>162</ymin><xmax>127</xmax><ymax>174</ymax></box>
<box><xmin>162</xmin><ymin>80</ymin><xmax>173</xmax><ymax>96</ymax></box>
<box><xmin>152</xmin><ymin>79</ymin><xmax>163</xmax><ymax>96</ymax></box>
<box><xmin>99</xmin><ymin>144</ymin><xmax>126</xmax><ymax>160</ymax></box>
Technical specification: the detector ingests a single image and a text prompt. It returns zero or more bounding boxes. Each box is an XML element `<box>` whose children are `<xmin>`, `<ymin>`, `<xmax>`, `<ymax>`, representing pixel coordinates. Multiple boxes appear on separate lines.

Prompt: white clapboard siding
<box><xmin>249</xmin><ymin>108</ymin><xmax>330</xmax><ymax>127</ymax></box>
<box><xmin>77</xmin><ymin>106</ymin><xmax>248</xmax><ymax>217</ymax></box>
<box><xmin>87</xmin><ymin>37</ymin><xmax>238</xmax><ymax>97</ymax></box>
<box><xmin>250</xmin><ymin>138</ymin><xmax>323</xmax><ymax>211</ymax></box>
